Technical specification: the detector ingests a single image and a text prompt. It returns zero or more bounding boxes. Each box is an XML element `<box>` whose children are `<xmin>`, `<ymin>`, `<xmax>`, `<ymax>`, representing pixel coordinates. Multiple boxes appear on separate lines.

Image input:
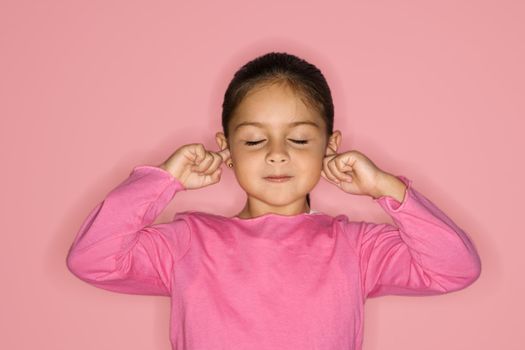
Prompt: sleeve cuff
<box><xmin>131</xmin><ymin>165</ymin><xmax>187</xmax><ymax>192</ymax></box>
<box><xmin>372</xmin><ymin>175</ymin><xmax>412</xmax><ymax>212</ymax></box>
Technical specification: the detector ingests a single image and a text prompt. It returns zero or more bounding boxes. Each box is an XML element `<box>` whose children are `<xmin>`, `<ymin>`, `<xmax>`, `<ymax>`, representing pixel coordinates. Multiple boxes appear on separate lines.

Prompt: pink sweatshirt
<box><xmin>66</xmin><ymin>165</ymin><xmax>482</xmax><ymax>350</ymax></box>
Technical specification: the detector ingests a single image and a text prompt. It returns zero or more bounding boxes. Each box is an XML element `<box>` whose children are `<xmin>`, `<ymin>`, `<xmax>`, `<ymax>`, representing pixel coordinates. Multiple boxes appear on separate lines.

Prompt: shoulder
<box><xmin>158</xmin><ymin>211</ymin><xmax>224</xmax><ymax>245</ymax></box>
<box><xmin>324</xmin><ymin>213</ymin><xmax>371</xmax><ymax>246</ymax></box>
<box><xmin>324</xmin><ymin>212</ymin><xmax>362</xmax><ymax>229</ymax></box>
<box><xmin>170</xmin><ymin>210</ymin><xmax>235</xmax><ymax>229</ymax></box>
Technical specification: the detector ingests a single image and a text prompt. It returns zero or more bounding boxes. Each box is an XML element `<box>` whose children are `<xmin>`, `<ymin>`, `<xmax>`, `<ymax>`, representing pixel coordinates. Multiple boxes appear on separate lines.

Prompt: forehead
<box><xmin>230</xmin><ymin>84</ymin><xmax>324</xmax><ymax>132</ymax></box>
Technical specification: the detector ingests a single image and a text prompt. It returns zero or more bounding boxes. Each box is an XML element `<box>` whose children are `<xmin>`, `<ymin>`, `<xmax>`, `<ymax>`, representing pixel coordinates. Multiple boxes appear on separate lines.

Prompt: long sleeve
<box><xmin>357</xmin><ymin>175</ymin><xmax>482</xmax><ymax>299</ymax></box>
<box><xmin>66</xmin><ymin>165</ymin><xmax>191</xmax><ymax>297</ymax></box>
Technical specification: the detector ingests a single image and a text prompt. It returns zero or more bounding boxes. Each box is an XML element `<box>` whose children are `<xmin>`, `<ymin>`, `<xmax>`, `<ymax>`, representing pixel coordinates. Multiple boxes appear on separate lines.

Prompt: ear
<box><xmin>215</xmin><ymin>132</ymin><xmax>231</xmax><ymax>161</ymax></box>
<box><xmin>325</xmin><ymin>130</ymin><xmax>342</xmax><ymax>155</ymax></box>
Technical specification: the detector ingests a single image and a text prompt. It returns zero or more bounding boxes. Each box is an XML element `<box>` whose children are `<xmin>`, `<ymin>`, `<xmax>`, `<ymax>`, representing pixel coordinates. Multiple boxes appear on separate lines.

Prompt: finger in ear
<box><xmin>323</xmin><ymin>163</ymin><xmax>341</xmax><ymax>184</ymax></box>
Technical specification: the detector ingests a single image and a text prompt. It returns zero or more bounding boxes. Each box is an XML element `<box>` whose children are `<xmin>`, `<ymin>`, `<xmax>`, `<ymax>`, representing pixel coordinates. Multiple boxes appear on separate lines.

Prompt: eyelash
<box><xmin>244</xmin><ymin>139</ymin><xmax>308</xmax><ymax>146</ymax></box>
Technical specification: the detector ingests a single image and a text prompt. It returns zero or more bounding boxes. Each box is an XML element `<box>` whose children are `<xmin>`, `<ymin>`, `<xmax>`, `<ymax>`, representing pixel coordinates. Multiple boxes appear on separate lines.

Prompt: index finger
<box><xmin>216</xmin><ymin>147</ymin><xmax>231</xmax><ymax>162</ymax></box>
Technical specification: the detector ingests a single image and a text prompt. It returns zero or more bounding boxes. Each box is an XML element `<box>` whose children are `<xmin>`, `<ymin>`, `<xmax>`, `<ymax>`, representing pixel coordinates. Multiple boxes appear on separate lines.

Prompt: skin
<box><xmin>215</xmin><ymin>82</ymin><xmax>342</xmax><ymax>219</ymax></box>
<box><xmin>159</xmin><ymin>82</ymin><xmax>408</xmax><ymax>219</ymax></box>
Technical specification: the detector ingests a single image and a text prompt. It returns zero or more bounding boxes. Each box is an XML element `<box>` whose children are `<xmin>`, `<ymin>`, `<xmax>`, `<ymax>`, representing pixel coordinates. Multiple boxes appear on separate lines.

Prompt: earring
<box><xmin>227</xmin><ymin>162</ymin><xmax>233</xmax><ymax>168</ymax></box>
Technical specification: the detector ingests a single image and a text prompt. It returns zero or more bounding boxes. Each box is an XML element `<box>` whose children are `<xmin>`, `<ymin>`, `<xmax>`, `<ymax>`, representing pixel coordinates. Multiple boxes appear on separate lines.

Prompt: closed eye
<box><xmin>244</xmin><ymin>139</ymin><xmax>309</xmax><ymax>146</ymax></box>
<box><xmin>244</xmin><ymin>140</ymin><xmax>263</xmax><ymax>146</ymax></box>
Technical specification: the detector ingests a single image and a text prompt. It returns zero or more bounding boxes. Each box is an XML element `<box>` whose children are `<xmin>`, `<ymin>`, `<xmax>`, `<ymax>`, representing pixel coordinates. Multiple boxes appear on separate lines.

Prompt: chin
<box><xmin>259</xmin><ymin>193</ymin><xmax>305</xmax><ymax>206</ymax></box>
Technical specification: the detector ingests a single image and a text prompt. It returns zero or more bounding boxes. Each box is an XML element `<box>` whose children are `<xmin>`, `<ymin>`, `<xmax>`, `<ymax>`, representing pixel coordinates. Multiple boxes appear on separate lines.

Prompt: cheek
<box><xmin>294</xmin><ymin>159</ymin><xmax>322</xmax><ymax>183</ymax></box>
<box><xmin>299</xmin><ymin>153</ymin><xmax>324</xmax><ymax>168</ymax></box>
<box><xmin>232</xmin><ymin>155</ymin><xmax>261</xmax><ymax>177</ymax></box>
<box><xmin>234</xmin><ymin>152</ymin><xmax>255</xmax><ymax>165</ymax></box>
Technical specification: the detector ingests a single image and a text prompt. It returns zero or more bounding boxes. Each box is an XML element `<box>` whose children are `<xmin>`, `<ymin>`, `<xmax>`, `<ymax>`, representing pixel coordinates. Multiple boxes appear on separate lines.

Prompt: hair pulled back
<box><xmin>221</xmin><ymin>51</ymin><xmax>335</xmax><ymax>209</ymax></box>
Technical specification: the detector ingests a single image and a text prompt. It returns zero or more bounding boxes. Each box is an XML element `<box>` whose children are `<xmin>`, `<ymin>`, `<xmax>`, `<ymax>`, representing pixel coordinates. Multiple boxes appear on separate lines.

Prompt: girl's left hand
<box><xmin>321</xmin><ymin>147</ymin><xmax>387</xmax><ymax>197</ymax></box>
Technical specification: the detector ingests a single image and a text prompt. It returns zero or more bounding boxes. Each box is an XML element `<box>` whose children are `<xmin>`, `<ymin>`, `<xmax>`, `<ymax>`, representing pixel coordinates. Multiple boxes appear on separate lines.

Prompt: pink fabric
<box><xmin>66</xmin><ymin>165</ymin><xmax>482</xmax><ymax>350</ymax></box>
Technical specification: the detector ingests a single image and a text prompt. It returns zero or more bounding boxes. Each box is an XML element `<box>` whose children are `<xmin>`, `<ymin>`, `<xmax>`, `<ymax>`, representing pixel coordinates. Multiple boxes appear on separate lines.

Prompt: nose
<box><xmin>265</xmin><ymin>141</ymin><xmax>289</xmax><ymax>165</ymax></box>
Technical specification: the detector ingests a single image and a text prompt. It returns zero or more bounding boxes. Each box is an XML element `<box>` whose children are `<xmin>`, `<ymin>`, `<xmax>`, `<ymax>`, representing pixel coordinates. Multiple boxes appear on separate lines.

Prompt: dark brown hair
<box><xmin>221</xmin><ymin>51</ymin><xmax>334</xmax><ymax>208</ymax></box>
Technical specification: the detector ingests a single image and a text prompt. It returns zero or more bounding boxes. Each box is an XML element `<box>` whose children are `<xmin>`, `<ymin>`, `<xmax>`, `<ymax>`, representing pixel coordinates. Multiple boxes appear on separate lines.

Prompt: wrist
<box><xmin>157</xmin><ymin>163</ymin><xmax>179</xmax><ymax>180</ymax></box>
<box><xmin>370</xmin><ymin>172</ymin><xmax>407</xmax><ymax>203</ymax></box>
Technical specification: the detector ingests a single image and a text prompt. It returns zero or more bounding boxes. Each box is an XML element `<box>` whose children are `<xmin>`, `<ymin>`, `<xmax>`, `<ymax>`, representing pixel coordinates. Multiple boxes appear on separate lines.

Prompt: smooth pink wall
<box><xmin>1</xmin><ymin>0</ymin><xmax>522</xmax><ymax>349</ymax></box>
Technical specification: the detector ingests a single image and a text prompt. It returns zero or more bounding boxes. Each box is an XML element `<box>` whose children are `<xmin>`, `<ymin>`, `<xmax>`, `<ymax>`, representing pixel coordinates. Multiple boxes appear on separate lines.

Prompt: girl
<box><xmin>66</xmin><ymin>52</ymin><xmax>482</xmax><ymax>350</ymax></box>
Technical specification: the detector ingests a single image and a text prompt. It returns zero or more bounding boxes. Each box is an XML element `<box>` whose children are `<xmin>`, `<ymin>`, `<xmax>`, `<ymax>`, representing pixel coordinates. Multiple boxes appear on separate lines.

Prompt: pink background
<box><xmin>1</xmin><ymin>0</ymin><xmax>522</xmax><ymax>349</ymax></box>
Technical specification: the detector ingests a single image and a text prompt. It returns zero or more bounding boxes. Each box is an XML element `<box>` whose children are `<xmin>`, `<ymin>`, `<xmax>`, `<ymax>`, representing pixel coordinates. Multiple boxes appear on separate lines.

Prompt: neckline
<box><xmin>180</xmin><ymin>209</ymin><xmax>325</xmax><ymax>223</ymax></box>
<box><xmin>229</xmin><ymin>209</ymin><xmax>322</xmax><ymax>222</ymax></box>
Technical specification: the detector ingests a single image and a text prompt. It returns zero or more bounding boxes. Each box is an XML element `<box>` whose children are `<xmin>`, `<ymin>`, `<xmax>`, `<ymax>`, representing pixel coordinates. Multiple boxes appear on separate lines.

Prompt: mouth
<box><xmin>264</xmin><ymin>176</ymin><xmax>293</xmax><ymax>183</ymax></box>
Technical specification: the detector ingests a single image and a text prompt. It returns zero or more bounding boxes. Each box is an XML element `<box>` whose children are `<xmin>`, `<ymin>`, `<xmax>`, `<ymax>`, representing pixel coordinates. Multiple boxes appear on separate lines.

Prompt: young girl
<box><xmin>66</xmin><ymin>52</ymin><xmax>482</xmax><ymax>349</ymax></box>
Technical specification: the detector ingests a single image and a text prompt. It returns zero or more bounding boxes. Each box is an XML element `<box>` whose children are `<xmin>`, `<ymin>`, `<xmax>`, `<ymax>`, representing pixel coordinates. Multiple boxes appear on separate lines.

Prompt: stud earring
<box><xmin>227</xmin><ymin>162</ymin><xmax>233</xmax><ymax>168</ymax></box>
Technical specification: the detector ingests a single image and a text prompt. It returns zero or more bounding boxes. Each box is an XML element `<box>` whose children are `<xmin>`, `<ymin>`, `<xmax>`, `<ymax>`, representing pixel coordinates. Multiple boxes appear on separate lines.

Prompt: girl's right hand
<box><xmin>157</xmin><ymin>143</ymin><xmax>231</xmax><ymax>190</ymax></box>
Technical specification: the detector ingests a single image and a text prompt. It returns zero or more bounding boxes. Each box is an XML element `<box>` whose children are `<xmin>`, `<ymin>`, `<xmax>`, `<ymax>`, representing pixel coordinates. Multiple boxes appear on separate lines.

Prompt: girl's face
<box><xmin>216</xmin><ymin>82</ymin><xmax>341</xmax><ymax>216</ymax></box>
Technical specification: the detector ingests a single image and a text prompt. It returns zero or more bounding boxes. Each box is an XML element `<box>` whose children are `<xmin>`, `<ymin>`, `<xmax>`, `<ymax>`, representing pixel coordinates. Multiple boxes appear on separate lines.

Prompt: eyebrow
<box><xmin>234</xmin><ymin>120</ymin><xmax>320</xmax><ymax>132</ymax></box>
